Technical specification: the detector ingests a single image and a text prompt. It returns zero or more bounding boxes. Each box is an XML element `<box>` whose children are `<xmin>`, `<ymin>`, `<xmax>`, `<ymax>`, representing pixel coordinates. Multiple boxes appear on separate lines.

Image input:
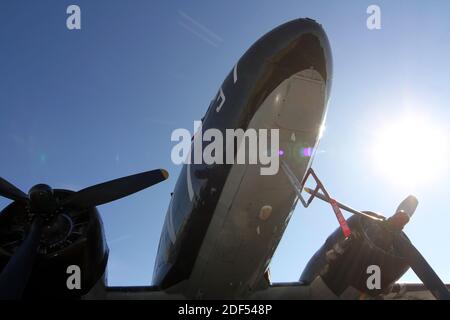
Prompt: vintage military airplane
<box><xmin>0</xmin><ymin>18</ymin><xmax>449</xmax><ymax>300</ymax></box>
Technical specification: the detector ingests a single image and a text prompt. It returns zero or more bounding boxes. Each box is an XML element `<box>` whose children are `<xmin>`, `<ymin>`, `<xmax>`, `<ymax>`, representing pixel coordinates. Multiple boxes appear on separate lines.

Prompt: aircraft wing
<box><xmin>82</xmin><ymin>277</ymin><xmax>450</xmax><ymax>300</ymax></box>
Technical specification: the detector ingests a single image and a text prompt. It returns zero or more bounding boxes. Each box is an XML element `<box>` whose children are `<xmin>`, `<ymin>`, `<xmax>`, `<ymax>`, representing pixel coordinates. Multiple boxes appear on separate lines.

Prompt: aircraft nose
<box><xmin>296</xmin><ymin>18</ymin><xmax>333</xmax><ymax>95</ymax></box>
<box><xmin>263</xmin><ymin>17</ymin><xmax>333</xmax><ymax>95</ymax></box>
<box><xmin>290</xmin><ymin>18</ymin><xmax>332</xmax><ymax>73</ymax></box>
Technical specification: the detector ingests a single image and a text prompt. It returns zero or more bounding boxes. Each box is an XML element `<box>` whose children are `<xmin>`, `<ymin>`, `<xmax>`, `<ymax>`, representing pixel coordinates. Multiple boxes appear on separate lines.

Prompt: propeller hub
<box><xmin>28</xmin><ymin>184</ymin><xmax>56</xmax><ymax>216</ymax></box>
<box><xmin>387</xmin><ymin>210</ymin><xmax>410</xmax><ymax>231</ymax></box>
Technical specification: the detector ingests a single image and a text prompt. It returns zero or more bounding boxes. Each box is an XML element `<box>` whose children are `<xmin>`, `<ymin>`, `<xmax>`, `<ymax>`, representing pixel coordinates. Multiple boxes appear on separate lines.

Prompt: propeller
<box><xmin>393</xmin><ymin>232</ymin><xmax>450</xmax><ymax>300</ymax></box>
<box><xmin>0</xmin><ymin>169</ymin><xmax>169</xmax><ymax>299</ymax></box>
<box><xmin>61</xmin><ymin>169</ymin><xmax>169</xmax><ymax>210</ymax></box>
<box><xmin>387</xmin><ymin>195</ymin><xmax>419</xmax><ymax>230</ymax></box>
<box><xmin>304</xmin><ymin>189</ymin><xmax>450</xmax><ymax>300</ymax></box>
<box><xmin>0</xmin><ymin>177</ymin><xmax>28</xmax><ymax>203</ymax></box>
<box><xmin>387</xmin><ymin>196</ymin><xmax>450</xmax><ymax>300</ymax></box>
<box><xmin>0</xmin><ymin>217</ymin><xmax>43</xmax><ymax>300</ymax></box>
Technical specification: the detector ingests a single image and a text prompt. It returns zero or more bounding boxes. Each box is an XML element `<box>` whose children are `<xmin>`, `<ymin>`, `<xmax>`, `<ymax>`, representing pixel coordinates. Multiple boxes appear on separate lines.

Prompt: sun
<box><xmin>370</xmin><ymin>112</ymin><xmax>449</xmax><ymax>188</ymax></box>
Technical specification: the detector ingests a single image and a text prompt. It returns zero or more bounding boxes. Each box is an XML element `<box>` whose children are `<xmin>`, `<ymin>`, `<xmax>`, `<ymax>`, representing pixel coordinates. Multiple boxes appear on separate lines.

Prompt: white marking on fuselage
<box><xmin>216</xmin><ymin>87</ymin><xmax>225</xmax><ymax>112</ymax></box>
<box><xmin>187</xmin><ymin>162</ymin><xmax>195</xmax><ymax>202</ymax></box>
<box><xmin>186</xmin><ymin>121</ymin><xmax>203</xmax><ymax>202</ymax></box>
<box><xmin>233</xmin><ymin>64</ymin><xmax>238</xmax><ymax>84</ymax></box>
<box><xmin>167</xmin><ymin>199</ymin><xmax>177</xmax><ymax>244</ymax></box>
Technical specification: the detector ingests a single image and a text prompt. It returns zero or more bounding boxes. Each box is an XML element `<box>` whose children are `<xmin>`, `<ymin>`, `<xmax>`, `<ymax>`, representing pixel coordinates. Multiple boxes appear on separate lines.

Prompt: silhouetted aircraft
<box><xmin>0</xmin><ymin>18</ymin><xmax>449</xmax><ymax>300</ymax></box>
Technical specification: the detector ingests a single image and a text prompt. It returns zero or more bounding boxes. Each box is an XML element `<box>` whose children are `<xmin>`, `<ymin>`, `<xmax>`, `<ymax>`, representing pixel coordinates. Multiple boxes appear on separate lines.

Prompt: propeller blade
<box><xmin>0</xmin><ymin>177</ymin><xmax>28</xmax><ymax>203</ymax></box>
<box><xmin>394</xmin><ymin>232</ymin><xmax>450</xmax><ymax>300</ymax></box>
<box><xmin>388</xmin><ymin>195</ymin><xmax>419</xmax><ymax>230</ymax></box>
<box><xmin>62</xmin><ymin>169</ymin><xmax>169</xmax><ymax>210</ymax></box>
<box><xmin>0</xmin><ymin>217</ymin><xmax>43</xmax><ymax>300</ymax></box>
<box><xmin>395</xmin><ymin>195</ymin><xmax>419</xmax><ymax>219</ymax></box>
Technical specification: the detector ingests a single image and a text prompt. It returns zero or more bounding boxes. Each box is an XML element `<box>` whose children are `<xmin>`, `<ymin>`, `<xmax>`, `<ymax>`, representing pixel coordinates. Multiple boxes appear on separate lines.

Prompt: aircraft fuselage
<box><xmin>153</xmin><ymin>18</ymin><xmax>333</xmax><ymax>299</ymax></box>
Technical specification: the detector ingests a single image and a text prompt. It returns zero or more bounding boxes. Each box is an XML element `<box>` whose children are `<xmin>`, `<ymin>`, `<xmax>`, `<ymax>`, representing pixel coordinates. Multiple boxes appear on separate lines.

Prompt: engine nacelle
<box><xmin>300</xmin><ymin>214</ymin><xmax>410</xmax><ymax>297</ymax></box>
<box><xmin>0</xmin><ymin>190</ymin><xmax>109</xmax><ymax>299</ymax></box>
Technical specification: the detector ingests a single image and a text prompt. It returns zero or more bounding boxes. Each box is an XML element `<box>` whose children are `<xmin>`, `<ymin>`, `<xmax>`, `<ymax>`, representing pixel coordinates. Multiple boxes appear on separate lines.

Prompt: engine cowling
<box><xmin>0</xmin><ymin>190</ymin><xmax>109</xmax><ymax>299</ymax></box>
<box><xmin>300</xmin><ymin>214</ymin><xmax>410</xmax><ymax>297</ymax></box>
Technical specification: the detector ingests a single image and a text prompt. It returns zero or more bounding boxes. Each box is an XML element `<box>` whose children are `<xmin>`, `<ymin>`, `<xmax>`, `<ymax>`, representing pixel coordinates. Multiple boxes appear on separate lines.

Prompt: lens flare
<box><xmin>370</xmin><ymin>113</ymin><xmax>448</xmax><ymax>187</ymax></box>
<box><xmin>302</xmin><ymin>147</ymin><xmax>313</xmax><ymax>157</ymax></box>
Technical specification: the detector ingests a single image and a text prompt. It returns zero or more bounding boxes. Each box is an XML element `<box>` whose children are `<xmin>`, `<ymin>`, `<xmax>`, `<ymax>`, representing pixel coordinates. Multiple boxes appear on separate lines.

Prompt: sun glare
<box><xmin>370</xmin><ymin>113</ymin><xmax>448</xmax><ymax>187</ymax></box>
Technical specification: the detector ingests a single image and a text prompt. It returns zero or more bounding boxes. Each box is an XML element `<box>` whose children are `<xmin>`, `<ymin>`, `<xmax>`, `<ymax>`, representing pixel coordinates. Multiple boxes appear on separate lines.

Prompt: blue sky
<box><xmin>1</xmin><ymin>0</ymin><xmax>450</xmax><ymax>286</ymax></box>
